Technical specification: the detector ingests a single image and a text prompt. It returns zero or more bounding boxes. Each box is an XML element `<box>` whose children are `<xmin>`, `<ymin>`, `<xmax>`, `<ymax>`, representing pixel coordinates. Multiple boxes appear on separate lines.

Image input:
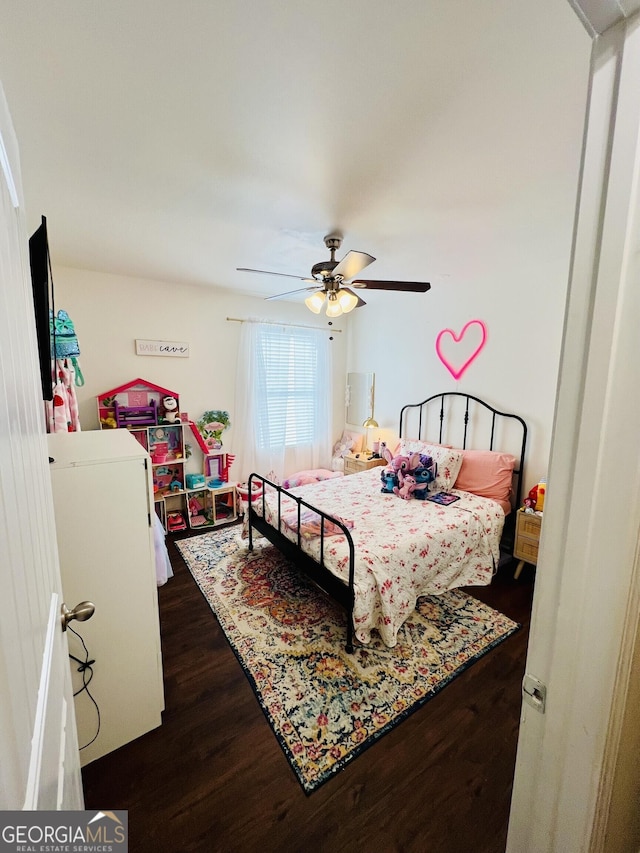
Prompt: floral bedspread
<box><xmin>250</xmin><ymin>467</ymin><xmax>505</xmax><ymax>647</ymax></box>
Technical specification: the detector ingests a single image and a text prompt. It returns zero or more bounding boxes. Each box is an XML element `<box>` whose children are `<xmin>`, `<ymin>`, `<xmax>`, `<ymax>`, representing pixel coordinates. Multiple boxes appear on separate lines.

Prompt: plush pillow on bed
<box><xmin>398</xmin><ymin>439</ymin><xmax>463</xmax><ymax>492</ymax></box>
<box><xmin>453</xmin><ymin>449</ymin><xmax>516</xmax><ymax>502</ymax></box>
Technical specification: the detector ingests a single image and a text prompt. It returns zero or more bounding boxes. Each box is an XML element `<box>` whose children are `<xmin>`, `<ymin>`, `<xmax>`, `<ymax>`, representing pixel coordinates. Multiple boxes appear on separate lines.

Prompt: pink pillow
<box><xmin>453</xmin><ymin>450</ymin><xmax>516</xmax><ymax>502</ymax></box>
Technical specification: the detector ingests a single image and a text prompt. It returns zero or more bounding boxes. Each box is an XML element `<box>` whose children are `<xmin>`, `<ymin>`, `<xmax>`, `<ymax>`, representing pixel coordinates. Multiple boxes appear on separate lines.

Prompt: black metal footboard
<box><xmin>247</xmin><ymin>473</ymin><xmax>356</xmax><ymax>652</ymax></box>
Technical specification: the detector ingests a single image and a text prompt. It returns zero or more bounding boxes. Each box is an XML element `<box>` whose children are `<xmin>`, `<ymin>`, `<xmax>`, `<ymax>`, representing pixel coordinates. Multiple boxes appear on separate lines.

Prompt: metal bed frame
<box><xmin>248</xmin><ymin>392</ymin><xmax>527</xmax><ymax>652</ymax></box>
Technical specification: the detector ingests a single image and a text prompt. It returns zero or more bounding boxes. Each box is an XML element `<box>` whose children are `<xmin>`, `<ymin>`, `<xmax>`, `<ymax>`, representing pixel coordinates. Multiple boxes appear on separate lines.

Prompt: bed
<box><xmin>247</xmin><ymin>392</ymin><xmax>527</xmax><ymax>651</ymax></box>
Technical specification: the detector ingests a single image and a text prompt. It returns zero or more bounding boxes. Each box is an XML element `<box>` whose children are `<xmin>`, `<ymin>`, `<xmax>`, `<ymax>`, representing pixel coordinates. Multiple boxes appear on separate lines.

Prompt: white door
<box><xmin>508</xmin><ymin>7</ymin><xmax>640</xmax><ymax>850</ymax></box>
<box><xmin>0</xmin><ymin>85</ymin><xmax>83</xmax><ymax>809</ymax></box>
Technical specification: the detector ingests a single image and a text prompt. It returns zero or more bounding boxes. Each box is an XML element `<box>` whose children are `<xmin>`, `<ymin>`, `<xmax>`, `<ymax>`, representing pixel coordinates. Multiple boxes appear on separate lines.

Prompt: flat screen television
<box><xmin>29</xmin><ymin>215</ymin><xmax>53</xmax><ymax>401</ymax></box>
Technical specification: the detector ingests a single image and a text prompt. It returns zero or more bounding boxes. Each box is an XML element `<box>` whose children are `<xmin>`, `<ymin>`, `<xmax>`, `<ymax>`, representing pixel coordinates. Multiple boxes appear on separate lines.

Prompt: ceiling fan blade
<box><xmin>237</xmin><ymin>267</ymin><xmax>315</xmax><ymax>283</ymax></box>
<box><xmin>332</xmin><ymin>250</ymin><xmax>376</xmax><ymax>282</ymax></box>
<box><xmin>265</xmin><ymin>285</ymin><xmax>321</xmax><ymax>301</ymax></box>
<box><xmin>351</xmin><ymin>279</ymin><xmax>431</xmax><ymax>292</ymax></box>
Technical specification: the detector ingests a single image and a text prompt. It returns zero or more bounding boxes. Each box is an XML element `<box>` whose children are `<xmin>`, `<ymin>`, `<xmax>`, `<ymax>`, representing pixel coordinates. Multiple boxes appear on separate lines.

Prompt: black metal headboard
<box><xmin>399</xmin><ymin>392</ymin><xmax>528</xmax><ymax>512</ymax></box>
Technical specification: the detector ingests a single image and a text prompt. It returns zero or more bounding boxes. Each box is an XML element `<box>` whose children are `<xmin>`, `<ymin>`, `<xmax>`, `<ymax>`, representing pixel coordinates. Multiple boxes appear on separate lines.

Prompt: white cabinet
<box><xmin>47</xmin><ymin>429</ymin><xmax>164</xmax><ymax>766</ymax></box>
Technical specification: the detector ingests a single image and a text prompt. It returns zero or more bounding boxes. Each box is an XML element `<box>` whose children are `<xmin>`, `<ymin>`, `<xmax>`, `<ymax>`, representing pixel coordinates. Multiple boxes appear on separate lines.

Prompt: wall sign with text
<box><xmin>135</xmin><ymin>339</ymin><xmax>190</xmax><ymax>358</ymax></box>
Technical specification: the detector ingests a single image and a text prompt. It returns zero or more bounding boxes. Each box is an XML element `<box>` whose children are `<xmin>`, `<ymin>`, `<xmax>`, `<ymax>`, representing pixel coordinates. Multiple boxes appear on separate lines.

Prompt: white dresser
<box><xmin>48</xmin><ymin>429</ymin><xmax>164</xmax><ymax>766</ymax></box>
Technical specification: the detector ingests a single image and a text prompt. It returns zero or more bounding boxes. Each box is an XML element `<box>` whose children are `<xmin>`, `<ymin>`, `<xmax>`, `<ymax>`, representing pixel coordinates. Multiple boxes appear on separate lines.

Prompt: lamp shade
<box><xmin>337</xmin><ymin>288</ymin><xmax>359</xmax><ymax>313</ymax></box>
<box><xmin>305</xmin><ymin>291</ymin><xmax>326</xmax><ymax>314</ymax></box>
<box><xmin>362</xmin><ymin>417</ymin><xmax>379</xmax><ymax>429</ymax></box>
<box><xmin>325</xmin><ymin>296</ymin><xmax>343</xmax><ymax>318</ymax></box>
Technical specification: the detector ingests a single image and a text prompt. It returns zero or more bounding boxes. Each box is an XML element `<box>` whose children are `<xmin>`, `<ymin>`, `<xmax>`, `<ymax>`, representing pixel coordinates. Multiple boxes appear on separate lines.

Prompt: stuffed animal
<box><xmin>332</xmin><ymin>435</ymin><xmax>354</xmax><ymax>458</ymax></box>
<box><xmin>412</xmin><ymin>462</ymin><xmax>437</xmax><ymax>499</ymax></box>
<box><xmin>380</xmin><ymin>470</ymin><xmax>399</xmax><ymax>493</ymax></box>
<box><xmin>381</xmin><ymin>449</ymin><xmax>434</xmax><ymax>499</ymax></box>
<box><xmin>393</xmin><ymin>474</ymin><xmax>420</xmax><ymax>500</ymax></box>
<box><xmin>381</xmin><ymin>448</ymin><xmax>421</xmax><ymax>480</ymax></box>
<box><xmin>161</xmin><ymin>396</ymin><xmax>180</xmax><ymax>424</ymax></box>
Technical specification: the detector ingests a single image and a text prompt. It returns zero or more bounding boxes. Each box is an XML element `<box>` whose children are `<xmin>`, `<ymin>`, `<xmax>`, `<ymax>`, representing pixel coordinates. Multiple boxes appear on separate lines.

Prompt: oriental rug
<box><xmin>176</xmin><ymin>525</ymin><xmax>519</xmax><ymax>794</ymax></box>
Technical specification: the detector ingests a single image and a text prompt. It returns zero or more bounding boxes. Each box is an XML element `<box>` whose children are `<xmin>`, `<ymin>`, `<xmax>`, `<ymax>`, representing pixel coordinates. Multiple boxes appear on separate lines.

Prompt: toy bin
<box><xmin>237</xmin><ymin>482</ymin><xmax>263</xmax><ymax>502</ymax></box>
<box><xmin>237</xmin><ymin>481</ymin><xmax>263</xmax><ymax>514</ymax></box>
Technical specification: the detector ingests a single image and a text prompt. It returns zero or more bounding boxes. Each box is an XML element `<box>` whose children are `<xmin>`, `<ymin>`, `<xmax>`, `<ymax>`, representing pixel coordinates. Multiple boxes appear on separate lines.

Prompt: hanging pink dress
<box><xmin>46</xmin><ymin>358</ymin><xmax>81</xmax><ymax>433</ymax></box>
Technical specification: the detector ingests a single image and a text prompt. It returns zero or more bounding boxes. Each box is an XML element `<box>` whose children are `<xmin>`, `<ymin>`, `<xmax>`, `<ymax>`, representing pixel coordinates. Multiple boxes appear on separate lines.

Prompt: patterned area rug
<box><xmin>176</xmin><ymin>525</ymin><xmax>519</xmax><ymax>793</ymax></box>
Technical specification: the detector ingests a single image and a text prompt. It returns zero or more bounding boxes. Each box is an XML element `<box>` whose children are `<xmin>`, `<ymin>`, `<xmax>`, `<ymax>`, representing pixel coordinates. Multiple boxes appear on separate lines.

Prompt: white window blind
<box><xmin>255</xmin><ymin>325</ymin><xmax>323</xmax><ymax>449</ymax></box>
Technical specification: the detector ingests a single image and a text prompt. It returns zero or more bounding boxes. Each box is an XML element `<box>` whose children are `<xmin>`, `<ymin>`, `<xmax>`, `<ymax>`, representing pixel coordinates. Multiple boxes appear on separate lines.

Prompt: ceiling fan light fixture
<box><xmin>240</xmin><ymin>233</ymin><xmax>431</xmax><ymax>308</ymax></box>
<box><xmin>305</xmin><ymin>291</ymin><xmax>326</xmax><ymax>314</ymax></box>
<box><xmin>325</xmin><ymin>295</ymin><xmax>343</xmax><ymax>318</ymax></box>
<box><xmin>337</xmin><ymin>288</ymin><xmax>358</xmax><ymax>313</ymax></box>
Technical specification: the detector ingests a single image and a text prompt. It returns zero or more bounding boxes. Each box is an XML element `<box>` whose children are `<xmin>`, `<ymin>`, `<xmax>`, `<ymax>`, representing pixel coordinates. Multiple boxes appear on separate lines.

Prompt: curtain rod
<box><xmin>226</xmin><ymin>317</ymin><xmax>342</xmax><ymax>333</ymax></box>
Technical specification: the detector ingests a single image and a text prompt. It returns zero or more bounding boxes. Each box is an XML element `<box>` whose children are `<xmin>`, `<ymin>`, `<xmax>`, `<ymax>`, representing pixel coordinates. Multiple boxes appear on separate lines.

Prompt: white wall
<box><xmin>343</xmin><ymin>27</ymin><xmax>591</xmax><ymax>486</ymax></box>
<box><xmin>344</xmin><ymin>233</ymin><xmax>572</xmax><ymax>485</ymax></box>
<box><xmin>53</xmin><ymin>266</ymin><xmax>347</xmax><ymax>473</ymax></box>
<box><xmin>51</xmin><ymin>2</ymin><xmax>590</xmax><ymax>489</ymax></box>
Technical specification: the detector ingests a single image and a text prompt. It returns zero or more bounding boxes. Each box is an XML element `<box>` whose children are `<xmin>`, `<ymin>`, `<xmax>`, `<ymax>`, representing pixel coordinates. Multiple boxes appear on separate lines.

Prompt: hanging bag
<box><xmin>49</xmin><ymin>309</ymin><xmax>84</xmax><ymax>385</ymax></box>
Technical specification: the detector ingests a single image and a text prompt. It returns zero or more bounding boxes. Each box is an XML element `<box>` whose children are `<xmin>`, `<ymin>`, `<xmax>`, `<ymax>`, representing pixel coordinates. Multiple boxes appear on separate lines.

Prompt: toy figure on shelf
<box><xmin>169</xmin><ymin>468</ymin><xmax>183</xmax><ymax>491</ymax></box>
<box><xmin>523</xmin><ymin>484</ymin><xmax>538</xmax><ymax>513</ymax></box>
<box><xmin>160</xmin><ymin>396</ymin><xmax>180</xmax><ymax>424</ymax></box>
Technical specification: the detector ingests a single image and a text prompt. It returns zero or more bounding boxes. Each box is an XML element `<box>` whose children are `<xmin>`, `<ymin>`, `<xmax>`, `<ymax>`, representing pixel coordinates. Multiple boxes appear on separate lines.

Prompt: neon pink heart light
<box><xmin>435</xmin><ymin>320</ymin><xmax>487</xmax><ymax>380</ymax></box>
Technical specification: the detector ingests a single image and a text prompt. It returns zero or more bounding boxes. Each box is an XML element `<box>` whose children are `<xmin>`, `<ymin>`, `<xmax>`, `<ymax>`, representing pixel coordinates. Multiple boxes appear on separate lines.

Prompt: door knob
<box><xmin>61</xmin><ymin>601</ymin><xmax>95</xmax><ymax>632</ymax></box>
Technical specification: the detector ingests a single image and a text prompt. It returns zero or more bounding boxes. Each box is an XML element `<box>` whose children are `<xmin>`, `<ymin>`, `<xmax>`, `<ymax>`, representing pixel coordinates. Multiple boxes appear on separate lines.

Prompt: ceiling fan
<box><xmin>237</xmin><ymin>233</ymin><xmax>431</xmax><ymax>317</ymax></box>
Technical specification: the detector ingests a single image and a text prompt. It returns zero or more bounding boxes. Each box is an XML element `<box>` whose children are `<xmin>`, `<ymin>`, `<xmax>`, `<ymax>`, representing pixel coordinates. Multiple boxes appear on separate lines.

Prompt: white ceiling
<box><xmin>0</xmin><ymin>0</ymin><xmax>591</xmax><ymax>302</ymax></box>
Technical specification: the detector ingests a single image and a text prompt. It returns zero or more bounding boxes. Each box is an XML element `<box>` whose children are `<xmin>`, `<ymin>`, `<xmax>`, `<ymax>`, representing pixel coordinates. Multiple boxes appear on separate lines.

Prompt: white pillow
<box><xmin>398</xmin><ymin>439</ymin><xmax>464</xmax><ymax>492</ymax></box>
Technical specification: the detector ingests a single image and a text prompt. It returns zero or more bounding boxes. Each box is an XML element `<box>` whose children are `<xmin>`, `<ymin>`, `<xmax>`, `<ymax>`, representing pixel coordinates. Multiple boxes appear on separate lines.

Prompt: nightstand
<box><xmin>513</xmin><ymin>508</ymin><xmax>542</xmax><ymax>579</ymax></box>
<box><xmin>343</xmin><ymin>453</ymin><xmax>386</xmax><ymax>476</ymax></box>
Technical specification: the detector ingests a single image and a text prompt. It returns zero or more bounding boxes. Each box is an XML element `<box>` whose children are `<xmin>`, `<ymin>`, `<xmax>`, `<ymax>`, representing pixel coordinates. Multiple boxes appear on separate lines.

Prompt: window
<box><xmin>234</xmin><ymin>319</ymin><xmax>332</xmax><ymax>483</ymax></box>
<box><xmin>255</xmin><ymin>325</ymin><xmax>325</xmax><ymax>449</ymax></box>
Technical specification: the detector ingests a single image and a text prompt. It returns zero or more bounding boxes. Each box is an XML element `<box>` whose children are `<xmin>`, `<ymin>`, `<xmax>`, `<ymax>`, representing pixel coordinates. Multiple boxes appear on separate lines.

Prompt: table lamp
<box><xmin>362</xmin><ymin>416</ymin><xmax>379</xmax><ymax>455</ymax></box>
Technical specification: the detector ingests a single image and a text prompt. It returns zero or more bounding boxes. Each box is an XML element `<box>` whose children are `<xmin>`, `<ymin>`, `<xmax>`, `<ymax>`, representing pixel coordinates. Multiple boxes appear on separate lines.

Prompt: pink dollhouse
<box><xmin>97</xmin><ymin>378</ymin><xmax>236</xmax><ymax>533</ymax></box>
<box><xmin>97</xmin><ymin>378</ymin><xmax>181</xmax><ymax>430</ymax></box>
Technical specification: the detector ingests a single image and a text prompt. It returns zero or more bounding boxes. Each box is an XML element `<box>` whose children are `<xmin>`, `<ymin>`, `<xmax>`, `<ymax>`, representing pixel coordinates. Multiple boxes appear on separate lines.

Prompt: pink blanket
<box><xmin>282</xmin><ymin>469</ymin><xmax>344</xmax><ymax>489</ymax></box>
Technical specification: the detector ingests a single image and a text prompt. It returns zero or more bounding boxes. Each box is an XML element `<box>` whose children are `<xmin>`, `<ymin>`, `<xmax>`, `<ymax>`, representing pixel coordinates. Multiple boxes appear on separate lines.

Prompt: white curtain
<box><xmin>233</xmin><ymin>320</ymin><xmax>332</xmax><ymax>484</ymax></box>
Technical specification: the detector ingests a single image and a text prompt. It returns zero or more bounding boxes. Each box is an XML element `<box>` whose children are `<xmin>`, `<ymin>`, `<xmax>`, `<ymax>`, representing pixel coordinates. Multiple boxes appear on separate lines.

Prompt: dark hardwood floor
<box><xmin>82</xmin><ymin>524</ymin><xmax>535</xmax><ymax>853</ymax></box>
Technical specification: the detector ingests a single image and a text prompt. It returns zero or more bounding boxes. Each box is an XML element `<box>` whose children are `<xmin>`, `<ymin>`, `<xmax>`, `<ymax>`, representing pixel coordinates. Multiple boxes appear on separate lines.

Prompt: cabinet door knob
<box><xmin>61</xmin><ymin>601</ymin><xmax>95</xmax><ymax>632</ymax></box>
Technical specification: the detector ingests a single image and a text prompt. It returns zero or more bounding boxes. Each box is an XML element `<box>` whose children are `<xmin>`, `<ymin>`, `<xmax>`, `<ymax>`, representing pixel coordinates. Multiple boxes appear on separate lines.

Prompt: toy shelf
<box><xmin>186</xmin><ymin>484</ymin><xmax>237</xmax><ymax>530</ymax></box>
<box><xmin>97</xmin><ymin>379</ymin><xmax>236</xmax><ymax>535</ymax></box>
